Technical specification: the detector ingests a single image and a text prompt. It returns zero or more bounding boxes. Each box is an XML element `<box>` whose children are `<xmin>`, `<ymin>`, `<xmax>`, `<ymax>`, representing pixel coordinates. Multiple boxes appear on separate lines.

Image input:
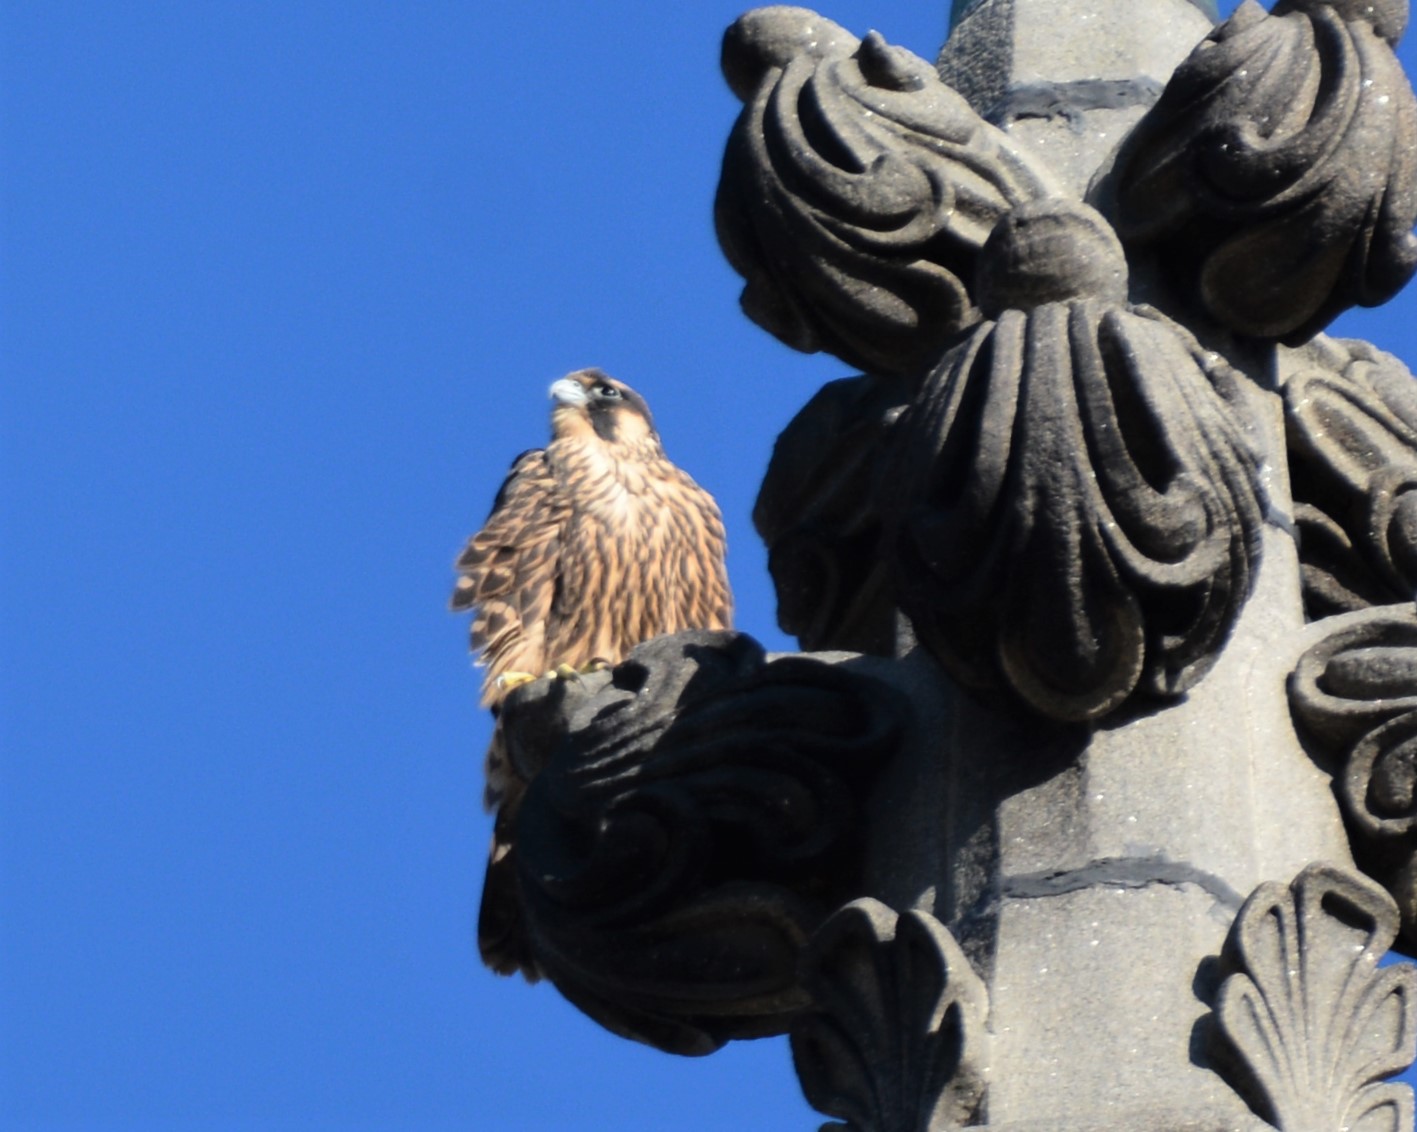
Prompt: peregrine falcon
<box><xmin>451</xmin><ymin>367</ymin><xmax>733</xmax><ymax>975</ymax></box>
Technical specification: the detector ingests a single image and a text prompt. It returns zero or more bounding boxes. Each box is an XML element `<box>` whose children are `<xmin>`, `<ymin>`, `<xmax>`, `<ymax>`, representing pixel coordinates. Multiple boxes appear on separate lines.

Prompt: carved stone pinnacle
<box><xmin>478</xmin><ymin>0</ymin><xmax>1417</xmax><ymax>1127</ymax></box>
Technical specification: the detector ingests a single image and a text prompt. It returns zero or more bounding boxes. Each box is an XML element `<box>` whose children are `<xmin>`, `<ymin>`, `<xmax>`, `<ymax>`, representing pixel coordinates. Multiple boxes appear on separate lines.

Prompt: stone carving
<box><xmin>883</xmin><ymin>200</ymin><xmax>1266</xmax><ymax>722</ymax></box>
<box><xmin>1290</xmin><ymin>606</ymin><xmax>1417</xmax><ymax>948</ymax></box>
<box><xmin>1210</xmin><ymin>863</ymin><xmax>1417</xmax><ymax>1132</ymax></box>
<box><xmin>470</xmin><ymin>0</ymin><xmax>1417</xmax><ymax>1124</ymax></box>
<box><xmin>715</xmin><ymin>6</ymin><xmax>1057</xmax><ymax>377</ymax></box>
<box><xmin>502</xmin><ymin>630</ymin><xmax>907</xmax><ymax>1056</ymax></box>
<box><xmin>791</xmin><ymin>898</ymin><xmax>988</xmax><ymax>1132</ymax></box>
<box><xmin>1284</xmin><ymin>337</ymin><xmax>1417</xmax><ymax>617</ymax></box>
<box><xmin>753</xmin><ymin>370</ymin><xmax>914</xmax><ymax>656</ymax></box>
<box><xmin>1108</xmin><ymin>0</ymin><xmax>1417</xmax><ymax>343</ymax></box>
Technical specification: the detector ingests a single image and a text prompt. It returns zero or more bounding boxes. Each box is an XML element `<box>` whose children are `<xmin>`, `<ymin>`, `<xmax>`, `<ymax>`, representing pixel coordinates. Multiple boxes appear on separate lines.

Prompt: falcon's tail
<box><xmin>478</xmin><ymin>804</ymin><xmax>540</xmax><ymax>981</ymax></box>
<box><xmin>482</xmin><ymin>714</ymin><xmax>511</xmax><ymax>813</ymax></box>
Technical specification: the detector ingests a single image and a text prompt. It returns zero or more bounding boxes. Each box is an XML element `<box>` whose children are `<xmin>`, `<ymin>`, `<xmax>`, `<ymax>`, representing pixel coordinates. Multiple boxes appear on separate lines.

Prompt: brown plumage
<box><xmin>451</xmin><ymin>367</ymin><xmax>733</xmax><ymax>976</ymax></box>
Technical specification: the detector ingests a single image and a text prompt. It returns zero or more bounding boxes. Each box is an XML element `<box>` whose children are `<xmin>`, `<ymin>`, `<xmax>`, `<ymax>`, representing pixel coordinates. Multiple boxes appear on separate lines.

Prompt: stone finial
<box><xmin>468</xmin><ymin>1</ymin><xmax>1417</xmax><ymax>1125</ymax></box>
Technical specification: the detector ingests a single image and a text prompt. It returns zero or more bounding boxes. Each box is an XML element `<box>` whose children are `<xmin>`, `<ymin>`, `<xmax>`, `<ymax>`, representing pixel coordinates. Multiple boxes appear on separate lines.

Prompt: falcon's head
<box><xmin>549</xmin><ymin>368</ymin><xmax>658</xmax><ymax>447</ymax></box>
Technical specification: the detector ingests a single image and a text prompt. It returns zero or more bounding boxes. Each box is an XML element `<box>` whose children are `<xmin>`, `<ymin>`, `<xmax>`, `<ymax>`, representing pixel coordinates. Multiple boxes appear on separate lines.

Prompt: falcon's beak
<box><xmin>549</xmin><ymin>379</ymin><xmax>589</xmax><ymax>406</ymax></box>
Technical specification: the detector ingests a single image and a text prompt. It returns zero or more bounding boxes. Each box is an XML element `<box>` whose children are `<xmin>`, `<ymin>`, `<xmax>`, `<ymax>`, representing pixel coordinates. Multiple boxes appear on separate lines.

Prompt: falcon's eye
<box><xmin>595</xmin><ymin>384</ymin><xmax>622</xmax><ymax>400</ymax></box>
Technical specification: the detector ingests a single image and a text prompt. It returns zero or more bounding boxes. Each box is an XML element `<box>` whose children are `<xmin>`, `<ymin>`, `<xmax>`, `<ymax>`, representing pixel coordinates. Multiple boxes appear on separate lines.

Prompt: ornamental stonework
<box><xmin>455</xmin><ymin>0</ymin><xmax>1417</xmax><ymax>1126</ymax></box>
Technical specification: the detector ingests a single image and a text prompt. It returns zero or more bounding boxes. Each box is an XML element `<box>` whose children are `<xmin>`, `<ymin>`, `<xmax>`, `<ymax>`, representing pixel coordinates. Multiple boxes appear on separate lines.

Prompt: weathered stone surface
<box><xmin>477</xmin><ymin>665</ymin><xmax>615</xmax><ymax>981</ymax></box>
<box><xmin>1210</xmin><ymin>863</ymin><xmax>1417</xmax><ymax>1132</ymax></box>
<box><xmin>984</xmin><ymin>884</ymin><xmax>1249</xmax><ymax>1123</ymax></box>
<box><xmin>855</xmin><ymin>341</ymin><xmax>1354</xmax><ymax>1127</ymax></box>
<box><xmin>940</xmin><ymin>0</ymin><xmax>1215</xmax><ymax>197</ymax></box>
<box><xmin>500</xmin><ymin>630</ymin><xmax>908</xmax><ymax>1055</ymax></box>
<box><xmin>854</xmin><ymin>566</ymin><xmax>1355</xmax><ymax>1124</ymax></box>
<box><xmin>882</xmin><ymin>199</ymin><xmax>1265</xmax><ymax>723</ymax></box>
<box><xmin>716</xmin><ymin>6</ymin><xmax>1057</xmax><ymax>377</ymax></box>
<box><xmin>1109</xmin><ymin>0</ymin><xmax>1417</xmax><ymax>342</ymax></box>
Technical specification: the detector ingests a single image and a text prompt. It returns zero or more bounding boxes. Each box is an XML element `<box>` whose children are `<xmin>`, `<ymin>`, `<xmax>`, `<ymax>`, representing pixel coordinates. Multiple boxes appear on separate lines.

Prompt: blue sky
<box><xmin>4</xmin><ymin>2</ymin><xmax>1417</xmax><ymax>1129</ymax></box>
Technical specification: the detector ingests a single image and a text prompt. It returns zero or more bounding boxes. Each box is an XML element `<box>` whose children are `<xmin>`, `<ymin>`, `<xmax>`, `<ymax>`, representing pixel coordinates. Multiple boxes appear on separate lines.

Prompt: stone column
<box><xmin>940</xmin><ymin>0</ymin><xmax>1217</xmax><ymax>196</ymax></box>
<box><xmin>851</xmin><ymin>2</ymin><xmax>1354</xmax><ymax>1123</ymax></box>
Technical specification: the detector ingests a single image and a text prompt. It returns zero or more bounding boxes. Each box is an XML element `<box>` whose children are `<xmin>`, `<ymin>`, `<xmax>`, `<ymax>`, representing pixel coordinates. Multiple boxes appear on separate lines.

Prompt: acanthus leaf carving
<box><xmin>883</xmin><ymin>200</ymin><xmax>1266</xmax><ymax>723</ymax></box>
<box><xmin>1108</xmin><ymin>0</ymin><xmax>1417</xmax><ymax>343</ymax></box>
<box><xmin>1210</xmin><ymin>862</ymin><xmax>1417</xmax><ymax>1132</ymax></box>
<box><xmin>715</xmin><ymin>6</ymin><xmax>1058</xmax><ymax>377</ymax></box>
<box><xmin>791</xmin><ymin>898</ymin><xmax>988</xmax><ymax>1132</ymax></box>
<box><xmin>1283</xmin><ymin>336</ymin><xmax>1417</xmax><ymax>617</ymax></box>
<box><xmin>502</xmin><ymin>630</ymin><xmax>909</xmax><ymax>1056</ymax></box>
<box><xmin>1289</xmin><ymin>605</ymin><xmax>1417</xmax><ymax>950</ymax></box>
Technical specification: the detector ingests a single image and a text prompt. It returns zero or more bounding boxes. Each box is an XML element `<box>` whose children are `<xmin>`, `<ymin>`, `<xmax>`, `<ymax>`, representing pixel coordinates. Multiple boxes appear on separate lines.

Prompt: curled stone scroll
<box><xmin>502</xmin><ymin>630</ymin><xmax>907</xmax><ymax>1056</ymax></box>
<box><xmin>883</xmin><ymin>201</ymin><xmax>1266</xmax><ymax>723</ymax></box>
<box><xmin>1290</xmin><ymin>606</ymin><xmax>1417</xmax><ymax>948</ymax></box>
<box><xmin>715</xmin><ymin>6</ymin><xmax>1056</xmax><ymax>377</ymax></box>
<box><xmin>1109</xmin><ymin>0</ymin><xmax>1417</xmax><ymax>342</ymax></box>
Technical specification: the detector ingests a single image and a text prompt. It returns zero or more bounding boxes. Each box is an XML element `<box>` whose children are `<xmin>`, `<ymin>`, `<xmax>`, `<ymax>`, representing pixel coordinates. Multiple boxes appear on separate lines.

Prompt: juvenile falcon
<box><xmin>451</xmin><ymin>367</ymin><xmax>733</xmax><ymax>976</ymax></box>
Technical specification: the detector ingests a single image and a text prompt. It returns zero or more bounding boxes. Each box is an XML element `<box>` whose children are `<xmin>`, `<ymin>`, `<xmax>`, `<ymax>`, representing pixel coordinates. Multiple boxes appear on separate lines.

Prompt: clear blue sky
<box><xmin>4</xmin><ymin>2</ymin><xmax>1416</xmax><ymax>1129</ymax></box>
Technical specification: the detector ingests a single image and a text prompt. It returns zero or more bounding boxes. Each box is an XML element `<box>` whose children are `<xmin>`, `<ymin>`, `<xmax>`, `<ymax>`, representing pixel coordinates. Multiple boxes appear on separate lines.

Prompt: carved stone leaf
<box><xmin>1109</xmin><ymin>0</ymin><xmax>1417</xmax><ymax>342</ymax></box>
<box><xmin>791</xmin><ymin>898</ymin><xmax>988</xmax><ymax>1132</ymax></box>
<box><xmin>715</xmin><ymin>6</ymin><xmax>1057</xmax><ymax>377</ymax></box>
<box><xmin>753</xmin><ymin>371</ymin><xmax>913</xmax><ymax>656</ymax></box>
<box><xmin>884</xmin><ymin>201</ymin><xmax>1266</xmax><ymax>723</ymax></box>
<box><xmin>1211</xmin><ymin>863</ymin><xmax>1417</xmax><ymax>1132</ymax></box>
<box><xmin>1289</xmin><ymin>605</ymin><xmax>1417</xmax><ymax>948</ymax></box>
<box><xmin>1284</xmin><ymin>336</ymin><xmax>1417</xmax><ymax>617</ymax></box>
<box><xmin>505</xmin><ymin>630</ymin><xmax>908</xmax><ymax>1056</ymax></box>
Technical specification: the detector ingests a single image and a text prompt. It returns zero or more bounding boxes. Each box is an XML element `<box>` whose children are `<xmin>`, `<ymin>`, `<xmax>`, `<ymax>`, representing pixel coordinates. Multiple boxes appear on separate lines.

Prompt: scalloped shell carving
<box><xmin>1211</xmin><ymin>863</ymin><xmax>1417</xmax><ymax>1132</ymax></box>
<box><xmin>791</xmin><ymin>898</ymin><xmax>988</xmax><ymax>1132</ymax></box>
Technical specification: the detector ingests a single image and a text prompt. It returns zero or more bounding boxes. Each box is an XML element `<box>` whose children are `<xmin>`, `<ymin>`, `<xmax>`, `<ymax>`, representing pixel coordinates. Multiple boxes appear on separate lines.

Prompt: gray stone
<box><xmin>939</xmin><ymin>0</ymin><xmax>1215</xmax><ymax>196</ymax></box>
<box><xmin>494</xmin><ymin>630</ymin><xmax>910</xmax><ymax>1055</ymax></box>
<box><xmin>882</xmin><ymin>205</ymin><xmax>1267</xmax><ymax>723</ymax></box>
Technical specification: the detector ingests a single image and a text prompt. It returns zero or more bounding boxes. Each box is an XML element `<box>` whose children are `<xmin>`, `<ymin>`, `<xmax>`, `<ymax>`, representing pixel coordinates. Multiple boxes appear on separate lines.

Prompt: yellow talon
<box><xmin>495</xmin><ymin>671</ymin><xmax>538</xmax><ymax>692</ymax></box>
<box><xmin>539</xmin><ymin>659</ymin><xmax>612</xmax><ymax>683</ymax></box>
